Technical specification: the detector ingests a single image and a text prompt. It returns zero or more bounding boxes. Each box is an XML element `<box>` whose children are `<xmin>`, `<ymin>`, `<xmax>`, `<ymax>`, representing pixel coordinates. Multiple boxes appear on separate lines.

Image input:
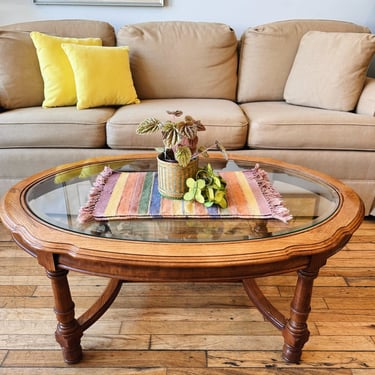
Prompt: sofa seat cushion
<box><xmin>106</xmin><ymin>99</ymin><xmax>248</xmax><ymax>150</ymax></box>
<box><xmin>117</xmin><ymin>21</ymin><xmax>238</xmax><ymax>100</ymax></box>
<box><xmin>0</xmin><ymin>106</ymin><xmax>115</xmax><ymax>148</ymax></box>
<box><xmin>241</xmin><ymin>101</ymin><xmax>375</xmax><ymax>151</ymax></box>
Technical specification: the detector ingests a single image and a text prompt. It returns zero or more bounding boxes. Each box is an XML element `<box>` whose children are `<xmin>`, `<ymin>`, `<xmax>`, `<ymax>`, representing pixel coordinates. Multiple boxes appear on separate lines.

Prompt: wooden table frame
<box><xmin>0</xmin><ymin>155</ymin><xmax>364</xmax><ymax>364</ymax></box>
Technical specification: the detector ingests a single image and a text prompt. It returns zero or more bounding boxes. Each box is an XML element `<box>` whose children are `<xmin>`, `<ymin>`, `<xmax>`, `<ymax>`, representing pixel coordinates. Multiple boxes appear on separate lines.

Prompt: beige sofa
<box><xmin>0</xmin><ymin>18</ymin><xmax>375</xmax><ymax>215</ymax></box>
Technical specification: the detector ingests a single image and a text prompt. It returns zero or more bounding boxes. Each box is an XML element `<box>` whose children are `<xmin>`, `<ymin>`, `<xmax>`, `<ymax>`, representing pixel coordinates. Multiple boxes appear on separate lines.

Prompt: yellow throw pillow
<box><xmin>61</xmin><ymin>44</ymin><xmax>140</xmax><ymax>110</ymax></box>
<box><xmin>30</xmin><ymin>31</ymin><xmax>102</xmax><ymax>107</ymax></box>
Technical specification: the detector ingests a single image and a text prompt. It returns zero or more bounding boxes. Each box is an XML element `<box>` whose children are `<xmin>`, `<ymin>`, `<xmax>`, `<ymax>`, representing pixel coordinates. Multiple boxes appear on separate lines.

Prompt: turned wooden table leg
<box><xmin>46</xmin><ymin>269</ymin><xmax>83</xmax><ymax>364</ymax></box>
<box><xmin>282</xmin><ymin>267</ymin><xmax>319</xmax><ymax>363</ymax></box>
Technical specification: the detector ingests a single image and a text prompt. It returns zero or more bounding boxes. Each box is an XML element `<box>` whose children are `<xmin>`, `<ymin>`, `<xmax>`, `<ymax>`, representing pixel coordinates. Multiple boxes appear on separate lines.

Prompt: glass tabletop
<box><xmin>25</xmin><ymin>156</ymin><xmax>340</xmax><ymax>243</ymax></box>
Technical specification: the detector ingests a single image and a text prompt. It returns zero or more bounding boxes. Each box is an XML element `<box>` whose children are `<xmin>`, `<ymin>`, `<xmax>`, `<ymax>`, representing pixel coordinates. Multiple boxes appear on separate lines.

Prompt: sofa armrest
<box><xmin>356</xmin><ymin>77</ymin><xmax>375</xmax><ymax>116</ymax></box>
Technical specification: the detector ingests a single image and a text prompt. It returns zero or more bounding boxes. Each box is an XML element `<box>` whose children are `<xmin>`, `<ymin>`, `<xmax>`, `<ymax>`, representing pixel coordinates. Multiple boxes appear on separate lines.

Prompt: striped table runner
<box><xmin>78</xmin><ymin>165</ymin><xmax>292</xmax><ymax>223</ymax></box>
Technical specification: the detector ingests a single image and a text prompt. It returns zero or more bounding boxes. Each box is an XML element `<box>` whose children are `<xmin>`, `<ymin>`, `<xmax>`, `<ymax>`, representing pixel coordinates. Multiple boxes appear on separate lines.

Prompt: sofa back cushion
<box><xmin>0</xmin><ymin>19</ymin><xmax>115</xmax><ymax>110</ymax></box>
<box><xmin>284</xmin><ymin>31</ymin><xmax>375</xmax><ymax>112</ymax></box>
<box><xmin>1</xmin><ymin>19</ymin><xmax>116</xmax><ymax>46</ymax></box>
<box><xmin>117</xmin><ymin>21</ymin><xmax>238</xmax><ymax>100</ymax></box>
<box><xmin>237</xmin><ymin>19</ymin><xmax>371</xmax><ymax>103</ymax></box>
<box><xmin>0</xmin><ymin>30</ymin><xmax>45</xmax><ymax>109</ymax></box>
<box><xmin>356</xmin><ymin>77</ymin><xmax>375</xmax><ymax>115</ymax></box>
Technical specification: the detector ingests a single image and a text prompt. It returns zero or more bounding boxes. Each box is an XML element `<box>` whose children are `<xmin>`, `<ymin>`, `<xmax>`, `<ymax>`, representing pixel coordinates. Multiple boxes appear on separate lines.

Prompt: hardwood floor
<box><xmin>0</xmin><ymin>217</ymin><xmax>374</xmax><ymax>374</ymax></box>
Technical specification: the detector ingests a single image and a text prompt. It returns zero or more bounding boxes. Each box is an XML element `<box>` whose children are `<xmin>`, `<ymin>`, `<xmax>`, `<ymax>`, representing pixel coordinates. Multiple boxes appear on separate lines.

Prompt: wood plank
<box><xmin>0</xmin><ymin>307</ymin><xmax>264</xmax><ymax>322</ymax></box>
<box><xmin>324</xmin><ymin>298</ymin><xmax>375</xmax><ymax>310</ymax></box>
<box><xmin>152</xmin><ymin>334</ymin><xmax>374</xmax><ymax>351</ymax></box>
<box><xmin>308</xmin><ymin>309</ymin><xmax>375</xmax><ymax>322</ymax></box>
<box><xmin>120</xmin><ymin>320</ymin><xmax>304</xmax><ymax>336</ymax></box>
<box><xmin>346</xmin><ymin>243</ymin><xmax>375</xmax><ymax>250</ymax></box>
<box><xmin>320</xmin><ymin>267</ymin><xmax>375</xmax><ymax>277</ymax></box>
<box><xmin>3</xmin><ymin>350</ymin><xmax>206</xmax><ymax>368</ymax></box>
<box><xmin>0</xmin><ymin>334</ymin><xmax>150</xmax><ymax>350</ymax></box>
<box><xmin>208</xmin><ymin>350</ymin><xmax>375</xmax><ymax>369</ymax></box>
<box><xmin>168</xmin><ymin>369</ymin><xmax>353</xmax><ymax>375</ymax></box>
<box><xmin>151</xmin><ymin>335</ymin><xmax>284</xmax><ymax>350</ymax></box>
<box><xmin>0</xmin><ymin>334</ymin><xmax>60</xmax><ymax>350</ymax></box>
<box><xmin>315</xmin><ymin>322</ymin><xmax>375</xmax><ymax>336</ymax></box>
<box><xmin>279</xmin><ymin>286</ymin><xmax>375</xmax><ymax>298</ymax></box>
<box><xmin>0</xmin><ymin>285</ymin><xmax>36</xmax><ymax>296</ymax></box>
<box><xmin>305</xmin><ymin>335</ymin><xmax>375</xmax><ymax>351</ymax></box>
<box><xmin>0</xmin><ymin>275</ymin><xmax>108</xmax><ymax>286</ymax></box>
<box><xmin>327</xmin><ymin>250</ymin><xmax>375</xmax><ymax>261</ymax></box>
<box><xmin>0</xmin><ymin>296</ymin><xmax>55</xmax><ymax>308</ymax></box>
<box><xmin>0</xmin><ymin>319</ymin><xmax>121</xmax><ymax>335</ymax></box>
<box><xmin>0</xmin><ymin>369</ymin><xmax>166</xmax><ymax>375</ymax></box>
<box><xmin>257</xmin><ymin>275</ymin><xmax>348</xmax><ymax>287</ymax></box>
<box><xmin>167</xmin><ymin>370</ymin><xmax>353</xmax><ymax>375</ymax></box>
<box><xmin>0</xmin><ymin>294</ymin><xmax>329</xmax><ymax>311</ymax></box>
<box><xmin>346</xmin><ymin>277</ymin><xmax>375</xmax><ymax>287</ymax></box>
<box><xmin>34</xmin><ymin>283</ymin><xmax>280</xmax><ymax>298</ymax></box>
<box><xmin>324</xmin><ymin>258</ymin><xmax>375</xmax><ymax>268</ymax></box>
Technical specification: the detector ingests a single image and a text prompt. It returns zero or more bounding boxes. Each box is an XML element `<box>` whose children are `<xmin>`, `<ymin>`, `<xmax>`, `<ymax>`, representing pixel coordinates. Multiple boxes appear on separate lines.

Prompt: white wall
<box><xmin>1</xmin><ymin>0</ymin><xmax>375</xmax><ymax>37</ymax></box>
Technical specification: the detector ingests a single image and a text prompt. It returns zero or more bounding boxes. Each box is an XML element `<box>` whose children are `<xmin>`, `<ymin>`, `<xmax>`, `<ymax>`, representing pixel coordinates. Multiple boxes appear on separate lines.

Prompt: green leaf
<box><xmin>195</xmin><ymin>191</ymin><xmax>205</xmax><ymax>204</ymax></box>
<box><xmin>217</xmin><ymin>198</ymin><xmax>227</xmax><ymax>209</ymax></box>
<box><xmin>213</xmin><ymin>176</ymin><xmax>221</xmax><ymax>188</ymax></box>
<box><xmin>162</xmin><ymin>122</ymin><xmax>179</xmax><ymax>148</ymax></box>
<box><xmin>175</xmin><ymin>146</ymin><xmax>192</xmax><ymax>167</ymax></box>
<box><xmin>183</xmin><ymin>190</ymin><xmax>195</xmax><ymax>200</ymax></box>
<box><xmin>136</xmin><ymin>118</ymin><xmax>161</xmax><ymax>134</ymax></box>
<box><xmin>186</xmin><ymin>178</ymin><xmax>196</xmax><ymax>188</ymax></box>
<box><xmin>183</xmin><ymin>165</ymin><xmax>227</xmax><ymax>209</ymax></box>
<box><xmin>184</xmin><ymin>178</ymin><xmax>205</xmax><ymax>203</ymax></box>
<box><xmin>207</xmin><ymin>187</ymin><xmax>214</xmax><ymax>201</ymax></box>
<box><xmin>215</xmin><ymin>191</ymin><xmax>227</xmax><ymax>208</ymax></box>
<box><xmin>196</xmin><ymin>179</ymin><xmax>205</xmax><ymax>189</ymax></box>
<box><xmin>206</xmin><ymin>163</ymin><xmax>213</xmax><ymax>174</ymax></box>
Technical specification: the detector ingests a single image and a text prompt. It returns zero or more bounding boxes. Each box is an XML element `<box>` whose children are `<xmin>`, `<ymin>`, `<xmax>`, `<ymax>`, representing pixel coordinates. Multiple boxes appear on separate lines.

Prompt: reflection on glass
<box><xmin>26</xmin><ymin>158</ymin><xmax>339</xmax><ymax>243</ymax></box>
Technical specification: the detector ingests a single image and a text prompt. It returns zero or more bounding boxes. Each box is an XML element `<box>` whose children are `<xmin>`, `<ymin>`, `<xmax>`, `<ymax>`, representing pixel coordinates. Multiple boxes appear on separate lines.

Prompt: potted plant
<box><xmin>136</xmin><ymin>110</ymin><xmax>227</xmax><ymax>199</ymax></box>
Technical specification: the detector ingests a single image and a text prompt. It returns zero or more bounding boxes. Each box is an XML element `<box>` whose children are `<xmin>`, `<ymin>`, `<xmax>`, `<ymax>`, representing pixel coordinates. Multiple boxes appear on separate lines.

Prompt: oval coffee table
<box><xmin>0</xmin><ymin>153</ymin><xmax>364</xmax><ymax>364</ymax></box>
